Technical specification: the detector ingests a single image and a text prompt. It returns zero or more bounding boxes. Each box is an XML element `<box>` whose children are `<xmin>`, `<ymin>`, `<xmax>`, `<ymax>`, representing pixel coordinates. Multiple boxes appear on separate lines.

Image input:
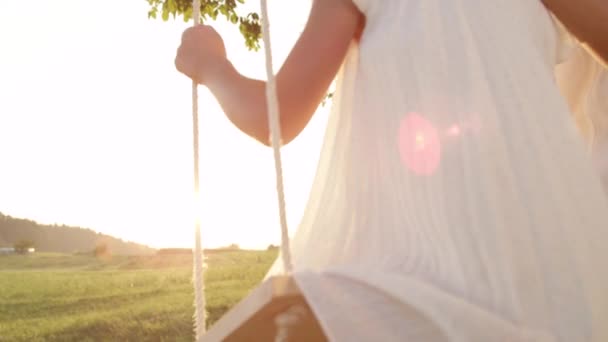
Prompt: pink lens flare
<box><xmin>446</xmin><ymin>124</ymin><xmax>461</xmax><ymax>137</ymax></box>
<box><xmin>398</xmin><ymin>113</ymin><xmax>441</xmax><ymax>176</ymax></box>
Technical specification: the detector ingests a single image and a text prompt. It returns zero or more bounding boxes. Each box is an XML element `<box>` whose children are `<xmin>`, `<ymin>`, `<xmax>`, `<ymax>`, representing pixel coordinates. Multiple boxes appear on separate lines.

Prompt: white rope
<box><xmin>190</xmin><ymin>1</ymin><xmax>294</xmax><ymax>339</ymax></box>
<box><xmin>191</xmin><ymin>0</ymin><xmax>207</xmax><ymax>340</ymax></box>
<box><xmin>259</xmin><ymin>2</ymin><xmax>299</xmax><ymax>339</ymax></box>
<box><xmin>260</xmin><ymin>0</ymin><xmax>293</xmax><ymax>275</ymax></box>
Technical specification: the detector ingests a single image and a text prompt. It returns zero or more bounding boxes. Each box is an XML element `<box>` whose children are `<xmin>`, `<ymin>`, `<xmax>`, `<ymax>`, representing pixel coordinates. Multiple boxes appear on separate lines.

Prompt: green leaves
<box><xmin>238</xmin><ymin>12</ymin><xmax>261</xmax><ymax>51</ymax></box>
<box><xmin>146</xmin><ymin>0</ymin><xmax>261</xmax><ymax>51</ymax></box>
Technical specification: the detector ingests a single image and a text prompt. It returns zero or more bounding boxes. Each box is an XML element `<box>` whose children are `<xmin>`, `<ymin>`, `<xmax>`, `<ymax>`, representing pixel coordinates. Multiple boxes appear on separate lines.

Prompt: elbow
<box><xmin>252</xmin><ymin>104</ymin><xmax>307</xmax><ymax>147</ymax></box>
<box><xmin>237</xmin><ymin>92</ymin><xmax>312</xmax><ymax>147</ymax></box>
<box><xmin>223</xmin><ymin>103</ymin><xmax>298</xmax><ymax>147</ymax></box>
<box><xmin>255</xmin><ymin>123</ymin><xmax>299</xmax><ymax>147</ymax></box>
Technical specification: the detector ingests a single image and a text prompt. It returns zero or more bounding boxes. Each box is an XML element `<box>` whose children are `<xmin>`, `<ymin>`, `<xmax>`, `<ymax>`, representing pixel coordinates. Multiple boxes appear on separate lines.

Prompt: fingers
<box><xmin>174</xmin><ymin>45</ymin><xmax>201</xmax><ymax>83</ymax></box>
<box><xmin>181</xmin><ymin>27</ymin><xmax>194</xmax><ymax>43</ymax></box>
<box><xmin>176</xmin><ymin>25</ymin><xmax>223</xmax><ymax>84</ymax></box>
<box><xmin>174</xmin><ymin>44</ymin><xmax>191</xmax><ymax>79</ymax></box>
<box><xmin>181</xmin><ymin>24</ymin><xmax>214</xmax><ymax>43</ymax></box>
<box><xmin>174</xmin><ymin>48</ymin><xmax>182</xmax><ymax>72</ymax></box>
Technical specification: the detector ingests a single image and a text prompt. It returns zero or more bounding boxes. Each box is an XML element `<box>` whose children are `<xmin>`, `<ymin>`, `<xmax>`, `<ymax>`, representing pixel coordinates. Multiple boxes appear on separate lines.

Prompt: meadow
<box><xmin>0</xmin><ymin>249</ymin><xmax>278</xmax><ymax>341</ymax></box>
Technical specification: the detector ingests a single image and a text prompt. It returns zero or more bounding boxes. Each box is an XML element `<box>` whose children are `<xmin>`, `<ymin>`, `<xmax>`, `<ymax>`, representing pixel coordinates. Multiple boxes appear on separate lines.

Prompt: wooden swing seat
<box><xmin>202</xmin><ymin>275</ymin><xmax>328</xmax><ymax>342</ymax></box>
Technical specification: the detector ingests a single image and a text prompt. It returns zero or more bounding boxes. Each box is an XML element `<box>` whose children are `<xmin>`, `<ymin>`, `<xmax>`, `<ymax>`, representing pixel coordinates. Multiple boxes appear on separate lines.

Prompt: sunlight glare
<box><xmin>398</xmin><ymin>113</ymin><xmax>441</xmax><ymax>176</ymax></box>
<box><xmin>446</xmin><ymin>124</ymin><xmax>461</xmax><ymax>137</ymax></box>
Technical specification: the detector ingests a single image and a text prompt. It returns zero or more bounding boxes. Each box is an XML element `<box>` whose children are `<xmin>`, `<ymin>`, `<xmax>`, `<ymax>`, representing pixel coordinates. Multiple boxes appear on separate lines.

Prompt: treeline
<box><xmin>0</xmin><ymin>212</ymin><xmax>154</xmax><ymax>255</ymax></box>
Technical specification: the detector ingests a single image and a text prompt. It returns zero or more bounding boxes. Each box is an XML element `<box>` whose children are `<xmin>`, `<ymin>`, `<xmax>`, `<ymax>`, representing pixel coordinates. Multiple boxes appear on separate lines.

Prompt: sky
<box><xmin>0</xmin><ymin>0</ymin><xmax>329</xmax><ymax>249</ymax></box>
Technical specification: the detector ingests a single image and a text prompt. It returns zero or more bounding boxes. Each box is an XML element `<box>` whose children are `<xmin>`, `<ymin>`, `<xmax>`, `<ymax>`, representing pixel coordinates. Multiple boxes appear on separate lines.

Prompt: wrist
<box><xmin>201</xmin><ymin>58</ymin><xmax>236</xmax><ymax>88</ymax></box>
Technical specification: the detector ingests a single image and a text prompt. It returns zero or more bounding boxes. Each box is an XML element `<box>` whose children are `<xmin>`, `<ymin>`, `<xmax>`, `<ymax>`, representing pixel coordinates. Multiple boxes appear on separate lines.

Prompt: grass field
<box><xmin>0</xmin><ymin>250</ymin><xmax>278</xmax><ymax>341</ymax></box>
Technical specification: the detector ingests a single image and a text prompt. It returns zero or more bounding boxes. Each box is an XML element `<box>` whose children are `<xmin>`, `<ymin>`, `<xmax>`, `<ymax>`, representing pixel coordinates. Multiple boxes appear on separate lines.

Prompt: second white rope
<box><xmin>191</xmin><ymin>0</ymin><xmax>207</xmax><ymax>340</ymax></box>
<box><xmin>259</xmin><ymin>0</ymin><xmax>294</xmax><ymax>274</ymax></box>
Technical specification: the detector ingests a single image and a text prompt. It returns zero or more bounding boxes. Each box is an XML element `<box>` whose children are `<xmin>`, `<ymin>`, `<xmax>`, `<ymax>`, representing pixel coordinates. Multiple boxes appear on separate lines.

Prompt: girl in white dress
<box><xmin>176</xmin><ymin>1</ymin><xmax>608</xmax><ymax>340</ymax></box>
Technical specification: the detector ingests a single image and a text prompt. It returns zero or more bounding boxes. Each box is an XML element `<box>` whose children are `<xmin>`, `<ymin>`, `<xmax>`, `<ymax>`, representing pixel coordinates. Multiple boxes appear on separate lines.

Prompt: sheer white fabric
<box><xmin>554</xmin><ymin>24</ymin><xmax>608</xmax><ymax>192</ymax></box>
<box><xmin>267</xmin><ymin>1</ymin><xmax>608</xmax><ymax>340</ymax></box>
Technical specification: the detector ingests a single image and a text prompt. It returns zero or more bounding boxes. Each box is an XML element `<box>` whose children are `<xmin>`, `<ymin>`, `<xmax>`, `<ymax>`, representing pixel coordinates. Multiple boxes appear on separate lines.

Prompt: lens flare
<box><xmin>446</xmin><ymin>124</ymin><xmax>461</xmax><ymax>137</ymax></box>
<box><xmin>398</xmin><ymin>113</ymin><xmax>441</xmax><ymax>175</ymax></box>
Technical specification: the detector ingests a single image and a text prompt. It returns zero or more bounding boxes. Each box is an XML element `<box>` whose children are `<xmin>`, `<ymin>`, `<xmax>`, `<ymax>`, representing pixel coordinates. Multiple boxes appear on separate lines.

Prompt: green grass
<box><xmin>0</xmin><ymin>250</ymin><xmax>278</xmax><ymax>342</ymax></box>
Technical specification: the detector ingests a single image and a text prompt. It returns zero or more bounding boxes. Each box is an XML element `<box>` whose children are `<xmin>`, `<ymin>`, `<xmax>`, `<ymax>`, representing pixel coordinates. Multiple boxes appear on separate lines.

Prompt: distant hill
<box><xmin>0</xmin><ymin>212</ymin><xmax>155</xmax><ymax>255</ymax></box>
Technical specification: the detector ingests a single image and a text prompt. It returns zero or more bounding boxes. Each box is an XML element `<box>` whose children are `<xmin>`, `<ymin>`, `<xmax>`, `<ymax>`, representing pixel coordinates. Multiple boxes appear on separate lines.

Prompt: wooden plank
<box><xmin>202</xmin><ymin>276</ymin><xmax>327</xmax><ymax>342</ymax></box>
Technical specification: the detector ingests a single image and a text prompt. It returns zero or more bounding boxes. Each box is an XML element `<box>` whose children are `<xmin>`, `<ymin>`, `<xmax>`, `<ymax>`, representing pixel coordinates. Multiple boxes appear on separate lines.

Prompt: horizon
<box><xmin>0</xmin><ymin>210</ymin><xmax>276</xmax><ymax>250</ymax></box>
<box><xmin>0</xmin><ymin>0</ymin><xmax>325</xmax><ymax>250</ymax></box>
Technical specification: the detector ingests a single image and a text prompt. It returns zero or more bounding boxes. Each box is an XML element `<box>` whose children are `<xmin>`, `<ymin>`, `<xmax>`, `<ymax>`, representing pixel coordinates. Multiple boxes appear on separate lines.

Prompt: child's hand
<box><xmin>175</xmin><ymin>25</ymin><xmax>227</xmax><ymax>84</ymax></box>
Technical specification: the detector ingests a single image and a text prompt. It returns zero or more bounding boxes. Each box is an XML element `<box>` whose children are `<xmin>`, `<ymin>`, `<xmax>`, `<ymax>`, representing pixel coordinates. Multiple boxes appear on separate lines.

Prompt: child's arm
<box><xmin>543</xmin><ymin>0</ymin><xmax>608</xmax><ymax>64</ymax></box>
<box><xmin>176</xmin><ymin>0</ymin><xmax>363</xmax><ymax>146</ymax></box>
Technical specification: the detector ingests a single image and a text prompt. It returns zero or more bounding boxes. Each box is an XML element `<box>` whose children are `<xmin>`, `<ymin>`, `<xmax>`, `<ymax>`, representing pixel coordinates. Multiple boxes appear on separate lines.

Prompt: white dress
<box><xmin>268</xmin><ymin>0</ymin><xmax>608</xmax><ymax>341</ymax></box>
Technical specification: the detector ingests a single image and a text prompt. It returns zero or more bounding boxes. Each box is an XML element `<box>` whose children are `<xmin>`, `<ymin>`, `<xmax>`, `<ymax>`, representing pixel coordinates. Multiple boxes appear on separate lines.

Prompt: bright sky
<box><xmin>0</xmin><ymin>0</ymin><xmax>329</xmax><ymax>250</ymax></box>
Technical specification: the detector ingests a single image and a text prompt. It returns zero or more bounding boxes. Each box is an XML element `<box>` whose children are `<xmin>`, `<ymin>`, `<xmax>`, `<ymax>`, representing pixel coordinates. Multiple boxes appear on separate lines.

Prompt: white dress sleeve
<box><xmin>350</xmin><ymin>0</ymin><xmax>373</xmax><ymax>15</ymax></box>
<box><xmin>553</xmin><ymin>16</ymin><xmax>608</xmax><ymax>192</ymax></box>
